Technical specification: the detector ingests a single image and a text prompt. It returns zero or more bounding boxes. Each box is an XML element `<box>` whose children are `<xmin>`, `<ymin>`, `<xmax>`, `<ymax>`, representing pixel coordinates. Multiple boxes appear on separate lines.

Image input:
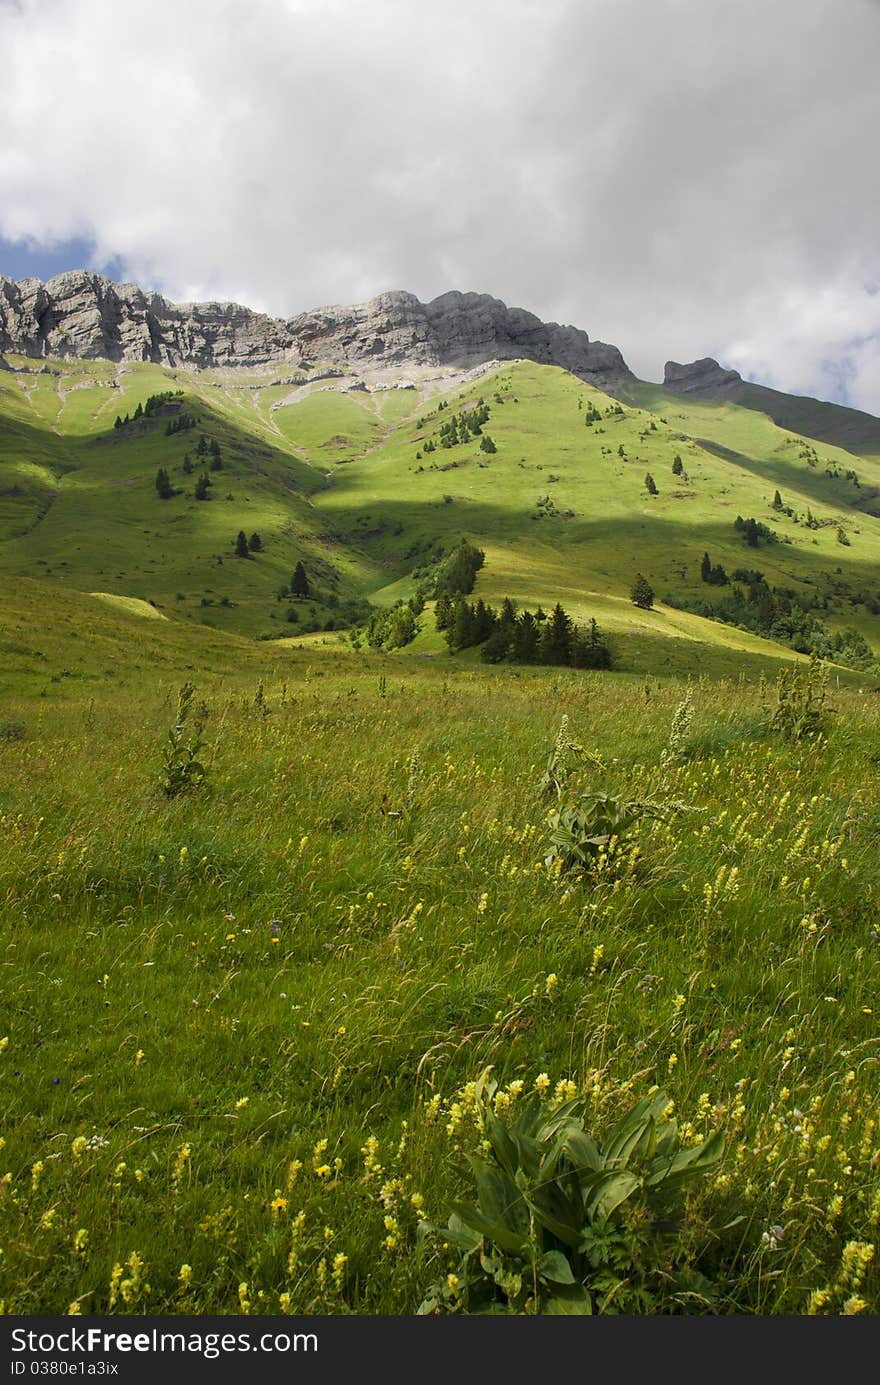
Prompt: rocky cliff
<box><xmin>0</xmin><ymin>271</ymin><xmax>631</xmax><ymax>387</ymax></box>
<box><xmin>663</xmin><ymin>357</ymin><xmax>744</xmax><ymax>397</ymax></box>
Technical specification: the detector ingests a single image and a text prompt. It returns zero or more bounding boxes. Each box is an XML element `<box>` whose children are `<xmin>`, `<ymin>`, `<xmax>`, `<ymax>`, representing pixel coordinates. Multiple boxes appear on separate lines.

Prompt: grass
<box><xmin>2</xmin><ymin>355</ymin><xmax>879</xmax><ymax>670</ymax></box>
<box><xmin>0</xmin><ymin>582</ymin><xmax>878</xmax><ymax>1315</ymax></box>
<box><xmin>1</xmin><ymin>353</ymin><xmax>879</xmax><ymax>1316</ymax></box>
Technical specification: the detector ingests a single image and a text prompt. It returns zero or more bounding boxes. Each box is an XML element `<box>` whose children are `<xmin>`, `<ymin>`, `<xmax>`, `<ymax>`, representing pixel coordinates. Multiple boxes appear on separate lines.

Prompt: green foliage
<box><xmin>768</xmin><ymin>653</ymin><xmax>833</xmax><ymax>741</ymax></box>
<box><xmin>159</xmin><ymin>682</ymin><xmax>208</xmax><ymax>797</ymax></box>
<box><xmin>418</xmin><ymin>1074</ymin><xmax>722</xmax><ymax>1315</ymax></box>
<box><xmin>433</xmin><ymin>540</ymin><xmax>485</xmax><ymax>600</ymax></box>
<box><xmin>545</xmin><ymin>789</ymin><xmax>662</xmax><ymax>875</ymax></box>
<box><xmin>645</xmin><ymin>472</ymin><xmax>658</xmax><ymax>495</ymax></box>
<box><xmin>291</xmin><ymin>561</ymin><xmax>310</xmax><ymax>598</ymax></box>
<box><xmin>631</xmin><ymin>573</ymin><xmax>654</xmax><ymax>609</ymax></box>
<box><xmin>357</xmin><ymin>601</ymin><xmax>419</xmax><ymax>651</ymax></box>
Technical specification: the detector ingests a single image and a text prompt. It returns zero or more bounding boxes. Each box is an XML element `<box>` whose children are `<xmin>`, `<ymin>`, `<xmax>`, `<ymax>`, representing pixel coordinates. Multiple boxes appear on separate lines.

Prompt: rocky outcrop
<box><xmin>663</xmin><ymin>358</ymin><xmax>743</xmax><ymax>397</ymax></box>
<box><xmin>0</xmin><ymin>271</ymin><xmax>631</xmax><ymax>387</ymax></box>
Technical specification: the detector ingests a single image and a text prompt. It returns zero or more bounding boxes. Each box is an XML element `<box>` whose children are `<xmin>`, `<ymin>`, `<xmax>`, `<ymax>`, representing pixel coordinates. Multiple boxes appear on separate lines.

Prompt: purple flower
<box><xmin>52</xmin><ymin>1078</ymin><xmax>61</xmax><ymax>1085</ymax></box>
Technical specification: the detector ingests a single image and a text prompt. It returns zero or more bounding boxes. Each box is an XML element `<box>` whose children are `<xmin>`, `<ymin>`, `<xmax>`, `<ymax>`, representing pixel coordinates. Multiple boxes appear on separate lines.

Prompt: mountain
<box><xmin>0</xmin><ymin>271</ymin><xmax>630</xmax><ymax>388</ymax></box>
<box><xmin>664</xmin><ymin>357</ymin><xmax>880</xmax><ymax>457</ymax></box>
<box><xmin>1</xmin><ymin>270</ymin><xmax>879</xmax><ymax>680</ymax></box>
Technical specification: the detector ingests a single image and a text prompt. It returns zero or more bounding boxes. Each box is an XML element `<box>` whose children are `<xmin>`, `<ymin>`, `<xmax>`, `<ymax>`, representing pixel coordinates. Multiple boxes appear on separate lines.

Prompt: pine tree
<box><xmin>540</xmin><ymin>603</ymin><xmax>573</xmax><ymax>665</ymax></box>
<box><xmin>194</xmin><ymin>473</ymin><xmax>211</xmax><ymax>501</ymax></box>
<box><xmin>182</xmin><ymin>453</ymin><xmax>194</xmax><ymax>475</ymax></box>
<box><xmin>248</xmin><ymin>532</ymin><xmax>262</xmax><ymax>553</ymax></box>
<box><xmin>114</xmin><ymin>415</ymin><xmax>122</xmax><ymax>430</ymax></box>
<box><xmin>701</xmin><ymin>552</ymin><xmax>712</xmax><ymax>582</ymax></box>
<box><xmin>511</xmin><ymin>610</ymin><xmax>540</xmax><ymax>664</ymax></box>
<box><xmin>479</xmin><ymin>435</ymin><xmax>497</xmax><ymax>454</ymax></box>
<box><xmin>291</xmin><ymin>561</ymin><xmax>310</xmax><ymax>598</ymax></box>
<box><xmin>235</xmin><ymin>530</ymin><xmax>250</xmax><ymax>559</ymax></box>
<box><xmin>773</xmin><ymin>489</ymin><xmax>783</xmax><ymax>510</ymax></box>
<box><xmin>448</xmin><ymin>599</ymin><xmax>477</xmax><ymax>652</ymax></box>
<box><xmin>155</xmin><ymin>467</ymin><xmax>173</xmax><ymax>500</ymax></box>
<box><xmin>672</xmin><ymin>454</ymin><xmax>684</xmax><ymax>476</ymax></box>
<box><xmin>133</xmin><ymin>402</ymin><xmax>143</xmax><ymax>420</ymax></box>
<box><xmin>631</xmin><ymin>574</ymin><xmax>654</xmax><ymax>609</ymax></box>
<box><xmin>434</xmin><ymin>594</ymin><xmax>454</xmax><ymax>630</ymax></box>
<box><xmin>645</xmin><ymin>473</ymin><xmax>658</xmax><ymax>495</ymax></box>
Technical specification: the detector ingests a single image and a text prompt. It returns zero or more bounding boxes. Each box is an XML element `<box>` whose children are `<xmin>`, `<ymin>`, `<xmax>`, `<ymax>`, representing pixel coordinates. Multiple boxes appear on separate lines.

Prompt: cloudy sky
<box><xmin>1</xmin><ymin>0</ymin><xmax>879</xmax><ymax>410</ymax></box>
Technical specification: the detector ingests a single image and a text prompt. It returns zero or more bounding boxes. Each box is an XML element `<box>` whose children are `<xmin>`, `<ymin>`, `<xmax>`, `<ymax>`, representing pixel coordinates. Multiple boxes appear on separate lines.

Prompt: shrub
<box><xmin>418</xmin><ymin>1072</ymin><xmax>722</xmax><ymax>1314</ymax></box>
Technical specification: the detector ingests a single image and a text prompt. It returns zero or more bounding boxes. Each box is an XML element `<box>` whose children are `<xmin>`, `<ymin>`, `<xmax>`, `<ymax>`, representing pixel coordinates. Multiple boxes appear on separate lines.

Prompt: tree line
<box><xmin>437</xmin><ymin>596</ymin><xmax>612</xmax><ymax>669</ymax></box>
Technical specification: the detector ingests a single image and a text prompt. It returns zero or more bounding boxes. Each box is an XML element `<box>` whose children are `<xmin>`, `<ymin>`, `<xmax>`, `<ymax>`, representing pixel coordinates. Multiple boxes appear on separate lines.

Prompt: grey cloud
<box><xmin>1</xmin><ymin>0</ymin><xmax>878</xmax><ymax>409</ymax></box>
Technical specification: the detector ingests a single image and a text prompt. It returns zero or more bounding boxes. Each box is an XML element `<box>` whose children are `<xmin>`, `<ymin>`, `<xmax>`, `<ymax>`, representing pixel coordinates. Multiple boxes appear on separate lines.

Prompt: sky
<box><xmin>1</xmin><ymin>0</ymin><xmax>879</xmax><ymax>412</ymax></box>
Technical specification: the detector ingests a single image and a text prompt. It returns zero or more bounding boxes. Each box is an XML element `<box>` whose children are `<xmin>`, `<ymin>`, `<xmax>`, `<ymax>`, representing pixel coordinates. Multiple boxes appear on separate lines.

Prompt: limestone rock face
<box><xmin>663</xmin><ymin>357</ymin><xmax>743</xmax><ymax>396</ymax></box>
<box><xmin>0</xmin><ymin>272</ymin><xmax>631</xmax><ymax>387</ymax></box>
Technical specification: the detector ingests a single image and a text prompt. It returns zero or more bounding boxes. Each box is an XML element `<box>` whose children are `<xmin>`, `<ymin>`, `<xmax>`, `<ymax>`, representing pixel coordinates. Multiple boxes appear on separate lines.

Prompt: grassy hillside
<box><xmin>2</xmin><ymin>352</ymin><xmax>880</xmax><ymax>680</ymax></box>
<box><xmin>0</xmin><ymin>578</ymin><xmax>878</xmax><ymax>1315</ymax></box>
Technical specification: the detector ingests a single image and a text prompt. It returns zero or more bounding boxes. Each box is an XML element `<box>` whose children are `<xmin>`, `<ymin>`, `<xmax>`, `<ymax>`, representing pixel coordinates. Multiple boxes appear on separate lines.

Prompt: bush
<box><xmin>419</xmin><ymin>1072</ymin><xmax>722</xmax><ymax>1315</ymax></box>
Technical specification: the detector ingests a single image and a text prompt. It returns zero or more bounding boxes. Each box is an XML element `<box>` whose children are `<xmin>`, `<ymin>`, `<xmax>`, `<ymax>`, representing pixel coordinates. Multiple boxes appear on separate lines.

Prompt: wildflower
<box><xmin>67</xmin><ymin>1302</ymin><xmax>82</xmax><ymax>1316</ymax></box>
<box><xmin>270</xmin><ymin>1195</ymin><xmax>289</xmax><ymax>1219</ymax></box>
<box><xmin>332</xmin><ymin>1252</ymin><xmax>348</xmax><ymax>1292</ymax></box>
<box><xmin>178</xmin><ymin>1264</ymin><xmax>193</xmax><ymax>1289</ymax></box>
<box><xmin>71</xmin><ymin>1136</ymin><xmax>87</xmax><ymax>1163</ymax></box>
<box><xmin>843</xmin><ymin>1296</ymin><xmax>868</xmax><ymax>1314</ymax></box>
<box><xmin>544</xmin><ymin>973</ymin><xmax>558</xmax><ymax>999</ymax></box>
<box><xmin>30</xmin><ymin>1161</ymin><xmax>44</xmax><ymax>1194</ymax></box>
<box><xmin>279</xmin><ymin>1292</ymin><xmax>292</xmax><ymax>1313</ymax></box>
<box><xmin>73</xmin><ymin>1228</ymin><xmax>88</xmax><ymax>1255</ymax></box>
<box><xmin>477</xmin><ymin>892</ymin><xmax>488</xmax><ymax>914</ymax></box>
<box><xmin>134</xmin><ymin>1049</ymin><xmax>145</xmax><ymax>1066</ymax></box>
<box><xmin>533</xmin><ymin>1072</ymin><xmax>551</xmax><ymax>1096</ymax></box>
<box><xmin>234</xmin><ymin>1097</ymin><xmax>249</xmax><ymax>1110</ymax></box>
<box><xmin>447</xmin><ymin>1274</ymin><xmax>460</xmax><ymax>1292</ymax></box>
<box><xmin>238</xmin><ymin>1282</ymin><xmax>251</xmax><ymax>1314</ymax></box>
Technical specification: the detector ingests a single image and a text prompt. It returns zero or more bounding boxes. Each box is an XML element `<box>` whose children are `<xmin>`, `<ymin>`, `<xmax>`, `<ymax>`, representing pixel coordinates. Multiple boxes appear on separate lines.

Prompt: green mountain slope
<box><xmin>2</xmin><ymin>352</ymin><xmax>879</xmax><ymax>675</ymax></box>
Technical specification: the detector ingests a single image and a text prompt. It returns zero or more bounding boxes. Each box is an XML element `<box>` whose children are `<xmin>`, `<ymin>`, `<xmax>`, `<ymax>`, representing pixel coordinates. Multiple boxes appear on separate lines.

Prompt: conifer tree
<box><xmin>235</xmin><ymin>530</ymin><xmax>250</xmax><ymax>559</ymax></box>
<box><xmin>291</xmin><ymin>561</ymin><xmax>310</xmax><ymax>597</ymax></box>
<box><xmin>645</xmin><ymin>473</ymin><xmax>658</xmax><ymax>495</ymax></box>
<box><xmin>631</xmin><ymin>573</ymin><xmax>654</xmax><ymax>609</ymax></box>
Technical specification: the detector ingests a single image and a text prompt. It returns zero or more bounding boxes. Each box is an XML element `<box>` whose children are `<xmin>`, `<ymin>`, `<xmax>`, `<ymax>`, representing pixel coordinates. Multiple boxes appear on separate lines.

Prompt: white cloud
<box><xmin>1</xmin><ymin>0</ymin><xmax>879</xmax><ymax>409</ymax></box>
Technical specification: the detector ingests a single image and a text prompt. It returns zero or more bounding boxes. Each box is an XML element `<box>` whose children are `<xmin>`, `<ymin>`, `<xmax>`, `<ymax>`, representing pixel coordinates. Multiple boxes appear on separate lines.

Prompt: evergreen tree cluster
<box><xmin>432</xmin><ymin>540</ymin><xmax>486</xmax><ymax>600</ymax></box>
<box><xmin>114</xmin><ymin>391</ymin><xmax>184</xmax><ymax>430</ymax></box>
<box><xmin>164</xmin><ymin>412</ymin><xmax>197</xmax><ymax>435</ymax></box>
<box><xmin>421</xmin><ymin>401</ymin><xmax>492</xmax><ymax>456</ymax></box>
<box><xmin>735</xmin><ymin>515</ymin><xmax>778</xmax><ymax>547</ymax></box>
<box><xmin>234</xmin><ymin>530</ymin><xmax>262</xmax><ymax>557</ymax></box>
<box><xmin>155</xmin><ymin>467</ymin><xmax>174</xmax><ymax>500</ymax></box>
<box><xmin>700</xmin><ymin>552</ymin><xmax>729</xmax><ymax>585</ymax></box>
<box><xmin>436</xmin><ymin>596</ymin><xmax>611</xmax><ymax>669</ymax></box>
<box><xmin>583</xmin><ymin>401</ymin><xmax>603</xmax><ymax>426</ymax></box>
<box><xmin>666</xmin><ymin>574</ymin><xmax>878</xmax><ymax>672</ymax></box>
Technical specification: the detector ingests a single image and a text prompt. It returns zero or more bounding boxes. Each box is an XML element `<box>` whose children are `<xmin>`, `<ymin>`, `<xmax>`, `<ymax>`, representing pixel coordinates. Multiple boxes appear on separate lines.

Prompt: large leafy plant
<box><xmin>419</xmin><ymin>1074</ymin><xmax>722</xmax><ymax>1314</ymax></box>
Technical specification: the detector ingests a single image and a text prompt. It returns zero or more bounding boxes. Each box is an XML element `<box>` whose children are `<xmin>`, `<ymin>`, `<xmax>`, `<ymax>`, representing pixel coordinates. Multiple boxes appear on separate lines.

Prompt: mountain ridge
<box><xmin>0</xmin><ymin>270</ymin><xmax>630</xmax><ymax>388</ymax></box>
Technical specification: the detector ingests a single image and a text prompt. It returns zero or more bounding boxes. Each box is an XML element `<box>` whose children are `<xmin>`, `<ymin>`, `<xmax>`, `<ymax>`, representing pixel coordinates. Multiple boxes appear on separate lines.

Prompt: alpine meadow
<box><xmin>0</xmin><ymin>274</ymin><xmax>878</xmax><ymax>1319</ymax></box>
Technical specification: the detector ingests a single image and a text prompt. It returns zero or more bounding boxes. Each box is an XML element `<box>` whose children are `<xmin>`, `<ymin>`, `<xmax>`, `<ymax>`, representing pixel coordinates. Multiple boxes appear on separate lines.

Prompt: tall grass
<box><xmin>0</xmin><ymin>658</ymin><xmax>878</xmax><ymax>1314</ymax></box>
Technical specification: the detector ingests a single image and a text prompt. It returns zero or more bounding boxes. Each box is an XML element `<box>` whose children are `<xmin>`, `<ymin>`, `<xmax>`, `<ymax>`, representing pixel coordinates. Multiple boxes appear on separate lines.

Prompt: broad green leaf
<box><xmin>544</xmin><ymin>1285</ymin><xmax>593</xmax><ymax>1314</ymax></box>
<box><xmin>586</xmin><ymin>1170</ymin><xmax>641</xmax><ymax>1222</ymax></box>
<box><xmin>538</xmin><ymin>1250</ymin><xmax>576</xmax><ymax>1285</ymax></box>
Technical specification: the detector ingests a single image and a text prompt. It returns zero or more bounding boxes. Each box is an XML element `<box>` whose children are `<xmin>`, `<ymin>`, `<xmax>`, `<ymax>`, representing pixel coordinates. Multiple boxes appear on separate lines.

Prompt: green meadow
<box><xmin>0</xmin><ymin>353</ymin><xmax>878</xmax><ymax>1316</ymax></box>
